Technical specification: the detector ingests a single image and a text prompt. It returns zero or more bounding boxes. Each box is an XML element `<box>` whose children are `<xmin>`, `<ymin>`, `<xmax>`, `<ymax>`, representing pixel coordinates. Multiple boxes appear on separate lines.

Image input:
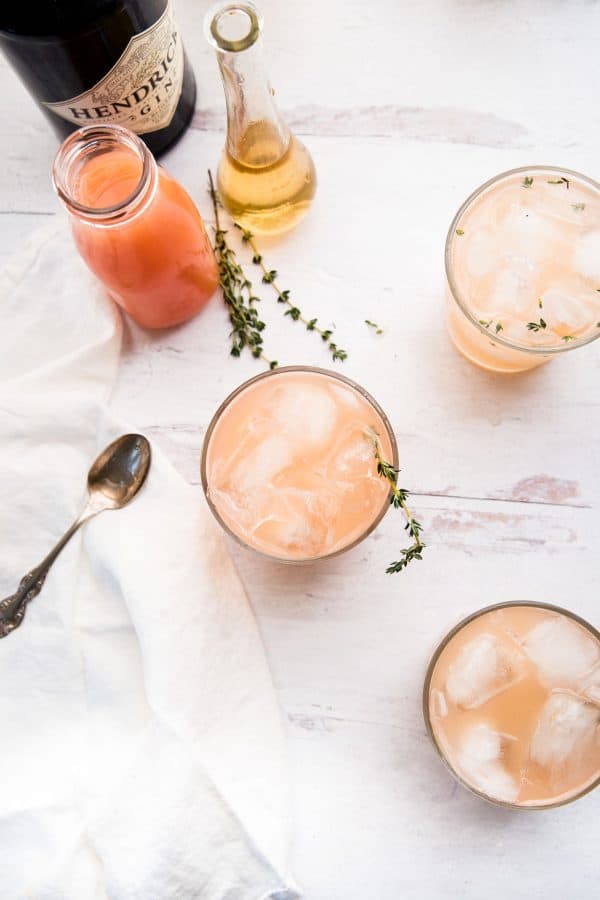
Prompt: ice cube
<box><xmin>574</xmin><ymin>229</ymin><xmax>600</xmax><ymax>283</ymax></box>
<box><xmin>464</xmin><ymin>226</ymin><xmax>497</xmax><ymax>278</ymax></box>
<box><xmin>530</xmin><ymin>691</ymin><xmax>599</xmax><ymax>771</ymax></box>
<box><xmin>529</xmin><ymin>181</ymin><xmax>592</xmax><ymax>228</ymax></box>
<box><xmin>579</xmin><ymin>663</ymin><xmax>600</xmax><ymax>705</ymax></box>
<box><xmin>456</xmin><ymin>723</ymin><xmax>519</xmax><ymax>802</ymax></box>
<box><xmin>522</xmin><ymin>616</ymin><xmax>600</xmax><ymax>689</ymax></box>
<box><xmin>500</xmin><ymin>203</ymin><xmax>562</xmax><ymax>262</ymax></box>
<box><xmin>269</xmin><ymin>381</ymin><xmax>337</xmax><ymax>447</ymax></box>
<box><xmin>539</xmin><ymin>288</ymin><xmax>595</xmax><ymax>338</ymax></box>
<box><xmin>328</xmin><ymin>382</ymin><xmax>363</xmax><ymax>413</ymax></box>
<box><xmin>430</xmin><ymin>689</ymin><xmax>448</xmax><ymax>719</ymax></box>
<box><xmin>251</xmin><ymin>486</ymin><xmax>337</xmax><ymax>557</ymax></box>
<box><xmin>486</xmin><ymin>264</ymin><xmax>539</xmax><ymax>319</ymax></box>
<box><xmin>259</xmin><ymin>507</ymin><xmax>314</xmax><ymax>555</ymax></box>
<box><xmin>445</xmin><ymin>632</ymin><xmax>526</xmax><ymax>709</ymax></box>
<box><xmin>234</xmin><ymin>434</ymin><xmax>292</xmax><ymax>494</ymax></box>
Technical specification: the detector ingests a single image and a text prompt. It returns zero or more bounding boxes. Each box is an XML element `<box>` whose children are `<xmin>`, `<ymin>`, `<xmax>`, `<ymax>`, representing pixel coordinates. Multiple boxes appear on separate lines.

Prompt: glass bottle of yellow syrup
<box><xmin>205</xmin><ymin>2</ymin><xmax>317</xmax><ymax>235</ymax></box>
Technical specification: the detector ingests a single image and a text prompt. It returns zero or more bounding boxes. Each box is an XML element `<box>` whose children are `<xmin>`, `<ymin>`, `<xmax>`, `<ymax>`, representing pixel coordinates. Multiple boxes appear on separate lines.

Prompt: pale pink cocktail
<box><xmin>424</xmin><ymin>602</ymin><xmax>600</xmax><ymax>808</ymax></box>
<box><xmin>201</xmin><ymin>367</ymin><xmax>397</xmax><ymax>561</ymax></box>
<box><xmin>446</xmin><ymin>166</ymin><xmax>600</xmax><ymax>372</ymax></box>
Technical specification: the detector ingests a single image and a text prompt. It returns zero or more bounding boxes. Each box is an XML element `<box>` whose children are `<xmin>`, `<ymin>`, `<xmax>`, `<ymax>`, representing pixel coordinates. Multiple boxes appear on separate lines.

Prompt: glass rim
<box><xmin>200</xmin><ymin>364</ymin><xmax>399</xmax><ymax>564</ymax></box>
<box><xmin>422</xmin><ymin>599</ymin><xmax>600</xmax><ymax>810</ymax></box>
<box><xmin>52</xmin><ymin>124</ymin><xmax>154</xmax><ymax>223</ymax></box>
<box><xmin>445</xmin><ymin>165</ymin><xmax>600</xmax><ymax>356</ymax></box>
<box><xmin>205</xmin><ymin>1</ymin><xmax>262</xmax><ymax>53</ymax></box>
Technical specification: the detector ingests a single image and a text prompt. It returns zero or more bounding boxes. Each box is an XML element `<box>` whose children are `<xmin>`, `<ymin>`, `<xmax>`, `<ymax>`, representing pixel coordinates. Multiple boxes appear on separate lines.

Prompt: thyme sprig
<box><xmin>526</xmin><ymin>317</ymin><xmax>547</xmax><ymax>332</ymax></box>
<box><xmin>368</xmin><ymin>429</ymin><xmax>425</xmax><ymax>574</ymax></box>
<box><xmin>208</xmin><ymin>171</ymin><xmax>277</xmax><ymax>369</ymax></box>
<box><xmin>365</xmin><ymin>319</ymin><xmax>384</xmax><ymax>334</ymax></box>
<box><xmin>234</xmin><ymin>224</ymin><xmax>348</xmax><ymax>363</ymax></box>
<box><xmin>522</xmin><ymin>176</ymin><xmax>534</xmax><ymax>188</ymax></box>
<box><xmin>479</xmin><ymin>319</ymin><xmax>503</xmax><ymax>334</ymax></box>
<box><xmin>547</xmin><ymin>176</ymin><xmax>570</xmax><ymax>189</ymax></box>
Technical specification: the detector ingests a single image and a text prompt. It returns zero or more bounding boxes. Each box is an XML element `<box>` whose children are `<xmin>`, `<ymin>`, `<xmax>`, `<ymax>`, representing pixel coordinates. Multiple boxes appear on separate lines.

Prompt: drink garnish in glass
<box><xmin>446</xmin><ymin>167</ymin><xmax>600</xmax><ymax>372</ymax></box>
<box><xmin>424</xmin><ymin>602</ymin><xmax>600</xmax><ymax>808</ymax></box>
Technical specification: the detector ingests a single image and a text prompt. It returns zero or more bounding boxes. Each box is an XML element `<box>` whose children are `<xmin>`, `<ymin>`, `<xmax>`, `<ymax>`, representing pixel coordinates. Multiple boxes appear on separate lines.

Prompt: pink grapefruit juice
<box><xmin>426</xmin><ymin>603</ymin><xmax>600</xmax><ymax>807</ymax></box>
<box><xmin>202</xmin><ymin>368</ymin><xmax>396</xmax><ymax>561</ymax></box>
<box><xmin>54</xmin><ymin>126</ymin><xmax>218</xmax><ymax>329</ymax></box>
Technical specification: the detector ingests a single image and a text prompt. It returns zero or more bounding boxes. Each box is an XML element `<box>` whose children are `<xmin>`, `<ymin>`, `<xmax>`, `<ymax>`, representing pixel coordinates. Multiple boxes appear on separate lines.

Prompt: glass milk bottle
<box><xmin>53</xmin><ymin>123</ymin><xmax>218</xmax><ymax>329</ymax></box>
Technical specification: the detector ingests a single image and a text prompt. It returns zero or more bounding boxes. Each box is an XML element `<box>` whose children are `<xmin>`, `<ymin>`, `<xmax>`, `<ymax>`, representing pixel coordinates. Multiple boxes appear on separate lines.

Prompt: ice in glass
<box><xmin>424</xmin><ymin>603</ymin><xmax>600</xmax><ymax>807</ymax></box>
<box><xmin>201</xmin><ymin>367</ymin><xmax>396</xmax><ymax>561</ymax></box>
<box><xmin>445</xmin><ymin>167</ymin><xmax>600</xmax><ymax>372</ymax></box>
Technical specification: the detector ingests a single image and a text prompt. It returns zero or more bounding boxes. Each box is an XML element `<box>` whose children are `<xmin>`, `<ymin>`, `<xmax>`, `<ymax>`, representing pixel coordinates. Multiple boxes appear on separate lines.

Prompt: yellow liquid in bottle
<box><xmin>217</xmin><ymin>121</ymin><xmax>317</xmax><ymax>235</ymax></box>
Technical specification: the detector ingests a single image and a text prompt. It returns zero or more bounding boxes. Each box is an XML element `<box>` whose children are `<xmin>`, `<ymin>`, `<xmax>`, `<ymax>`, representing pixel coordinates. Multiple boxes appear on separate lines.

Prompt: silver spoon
<box><xmin>0</xmin><ymin>433</ymin><xmax>151</xmax><ymax>638</ymax></box>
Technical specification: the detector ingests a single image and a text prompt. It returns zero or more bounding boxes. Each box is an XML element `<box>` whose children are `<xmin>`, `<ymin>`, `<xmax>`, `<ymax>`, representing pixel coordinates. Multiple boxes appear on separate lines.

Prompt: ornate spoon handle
<box><xmin>0</xmin><ymin>513</ymin><xmax>92</xmax><ymax>638</ymax></box>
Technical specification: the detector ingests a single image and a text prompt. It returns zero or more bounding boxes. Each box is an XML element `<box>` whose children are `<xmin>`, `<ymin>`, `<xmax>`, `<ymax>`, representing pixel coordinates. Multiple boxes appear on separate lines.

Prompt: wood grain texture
<box><xmin>0</xmin><ymin>1</ymin><xmax>598</xmax><ymax>898</ymax></box>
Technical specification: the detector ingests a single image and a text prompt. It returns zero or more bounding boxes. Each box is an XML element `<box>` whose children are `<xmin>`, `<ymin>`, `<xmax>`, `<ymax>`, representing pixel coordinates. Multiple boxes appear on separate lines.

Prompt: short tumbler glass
<box><xmin>445</xmin><ymin>166</ymin><xmax>600</xmax><ymax>373</ymax></box>
<box><xmin>423</xmin><ymin>601</ymin><xmax>600</xmax><ymax>809</ymax></box>
<box><xmin>201</xmin><ymin>365</ymin><xmax>398</xmax><ymax>563</ymax></box>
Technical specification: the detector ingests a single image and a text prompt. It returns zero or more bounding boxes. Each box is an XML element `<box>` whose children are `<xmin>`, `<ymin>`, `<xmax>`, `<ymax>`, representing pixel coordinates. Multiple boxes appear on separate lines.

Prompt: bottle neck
<box><xmin>207</xmin><ymin>3</ymin><xmax>289</xmax><ymax>166</ymax></box>
<box><xmin>52</xmin><ymin>124</ymin><xmax>158</xmax><ymax>226</ymax></box>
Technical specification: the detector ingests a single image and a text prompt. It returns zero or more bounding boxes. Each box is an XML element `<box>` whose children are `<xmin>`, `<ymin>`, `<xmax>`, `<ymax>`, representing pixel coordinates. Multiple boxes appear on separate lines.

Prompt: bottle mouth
<box><xmin>52</xmin><ymin>124</ymin><xmax>154</xmax><ymax>224</ymax></box>
<box><xmin>205</xmin><ymin>2</ymin><xmax>262</xmax><ymax>52</ymax></box>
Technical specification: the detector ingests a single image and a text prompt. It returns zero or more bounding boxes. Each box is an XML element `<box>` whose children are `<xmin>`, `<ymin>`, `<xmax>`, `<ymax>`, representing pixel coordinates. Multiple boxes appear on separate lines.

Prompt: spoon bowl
<box><xmin>88</xmin><ymin>433</ymin><xmax>152</xmax><ymax>507</ymax></box>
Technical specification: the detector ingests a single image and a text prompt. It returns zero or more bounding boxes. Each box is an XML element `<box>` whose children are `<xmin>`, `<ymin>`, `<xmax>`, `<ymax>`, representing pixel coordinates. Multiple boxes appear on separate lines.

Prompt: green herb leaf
<box><xmin>208</xmin><ymin>171</ymin><xmax>276</xmax><ymax>371</ymax></box>
<box><xmin>526</xmin><ymin>318</ymin><xmax>547</xmax><ymax>332</ymax></box>
<box><xmin>522</xmin><ymin>176</ymin><xmax>534</xmax><ymax>188</ymax></box>
<box><xmin>368</xmin><ymin>429</ymin><xmax>425</xmax><ymax>575</ymax></box>
<box><xmin>240</xmin><ymin>227</ymin><xmax>349</xmax><ymax>364</ymax></box>
<box><xmin>455</xmin><ymin>228</ymin><xmax>465</xmax><ymax>236</ymax></box>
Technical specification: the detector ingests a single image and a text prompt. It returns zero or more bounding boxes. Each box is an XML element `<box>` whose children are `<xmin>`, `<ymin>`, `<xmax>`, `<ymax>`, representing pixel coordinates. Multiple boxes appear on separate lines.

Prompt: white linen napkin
<box><xmin>0</xmin><ymin>224</ymin><xmax>298</xmax><ymax>900</ymax></box>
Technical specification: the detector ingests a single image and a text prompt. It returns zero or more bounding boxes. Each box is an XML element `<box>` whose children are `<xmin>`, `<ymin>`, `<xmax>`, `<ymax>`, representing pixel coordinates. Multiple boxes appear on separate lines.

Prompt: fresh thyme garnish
<box><xmin>479</xmin><ymin>318</ymin><xmax>503</xmax><ymax>334</ymax></box>
<box><xmin>455</xmin><ymin>228</ymin><xmax>465</xmax><ymax>236</ymax></box>
<box><xmin>235</xmin><ymin>224</ymin><xmax>348</xmax><ymax>363</ymax></box>
<box><xmin>526</xmin><ymin>318</ymin><xmax>547</xmax><ymax>332</ymax></box>
<box><xmin>208</xmin><ymin>171</ymin><xmax>277</xmax><ymax>368</ymax></box>
<box><xmin>547</xmin><ymin>176</ymin><xmax>570</xmax><ymax>189</ymax></box>
<box><xmin>572</xmin><ymin>203</ymin><xmax>585</xmax><ymax>211</ymax></box>
<box><xmin>365</xmin><ymin>319</ymin><xmax>384</xmax><ymax>334</ymax></box>
<box><xmin>561</xmin><ymin>335</ymin><xmax>576</xmax><ymax>342</ymax></box>
<box><xmin>367</xmin><ymin>429</ymin><xmax>425</xmax><ymax>575</ymax></box>
<box><xmin>538</xmin><ymin>297</ymin><xmax>544</xmax><ymax>309</ymax></box>
<box><xmin>522</xmin><ymin>176</ymin><xmax>534</xmax><ymax>188</ymax></box>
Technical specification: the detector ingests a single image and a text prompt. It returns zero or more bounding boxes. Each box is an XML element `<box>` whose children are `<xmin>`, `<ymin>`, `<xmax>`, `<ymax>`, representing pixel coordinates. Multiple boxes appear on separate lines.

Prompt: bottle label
<box><xmin>42</xmin><ymin>1</ymin><xmax>185</xmax><ymax>135</ymax></box>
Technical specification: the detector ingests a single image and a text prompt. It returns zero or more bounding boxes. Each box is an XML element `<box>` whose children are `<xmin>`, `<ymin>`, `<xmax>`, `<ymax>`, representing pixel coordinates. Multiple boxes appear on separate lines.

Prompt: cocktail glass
<box><xmin>423</xmin><ymin>601</ymin><xmax>600</xmax><ymax>809</ymax></box>
<box><xmin>201</xmin><ymin>366</ymin><xmax>398</xmax><ymax>563</ymax></box>
<box><xmin>445</xmin><ymin>166</ymin><xmax>600</xmax><ymax>373</ymax></box>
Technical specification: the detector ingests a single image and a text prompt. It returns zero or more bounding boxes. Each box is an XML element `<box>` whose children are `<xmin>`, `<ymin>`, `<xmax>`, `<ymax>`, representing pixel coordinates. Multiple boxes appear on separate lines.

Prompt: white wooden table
<box><xmin>2</xmin><ymin>1</ymin><xmax>599</xmax><ymax>896</ymax></box>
